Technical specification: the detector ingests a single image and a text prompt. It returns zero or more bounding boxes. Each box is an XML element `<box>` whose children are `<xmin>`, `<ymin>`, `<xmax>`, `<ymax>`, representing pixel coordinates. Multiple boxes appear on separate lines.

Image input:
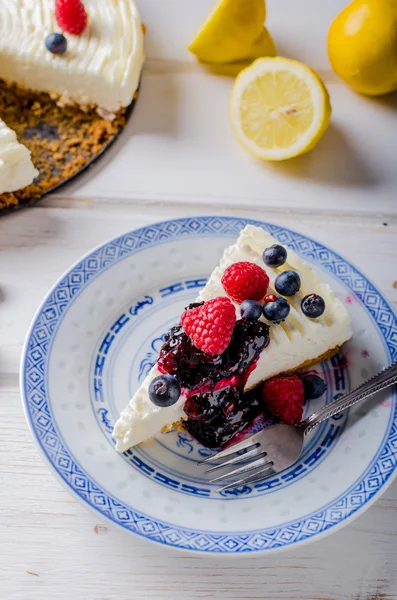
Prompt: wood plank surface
<box><xmin>49</xmin><ymin>0</ymin><xmax>397</xmax><ymax>216</ymax></box>
<box><xmin>1</xmin><ymin>0</ymin><xmax>397</xmax><ymax>598</ymax></box>
<box><xmin>1</xmin><ymin>383</ymin><xmax>397</xmax><ymax>600</ymax></box>
<box><xmin>1</xmin><ymin>205</ymin><xmax>397</xmax><ymax>599</ymax></box>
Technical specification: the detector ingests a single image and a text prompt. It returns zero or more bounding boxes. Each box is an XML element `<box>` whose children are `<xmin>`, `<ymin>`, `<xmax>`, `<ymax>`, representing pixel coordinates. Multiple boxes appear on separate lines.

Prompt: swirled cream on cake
<box><xmin>0</xmin><ymin>117</ymin><xmax>38</xmax><ymax>193</ymax></box>
<box><xmin>113</xmin><ymin>225</ymin><xmax>352</xmax><ymax>452</ymax></box>
<box><xmin>0</xmin><ymin>0</ymin><xmax>144</xmax><ymax>118</ymax></box>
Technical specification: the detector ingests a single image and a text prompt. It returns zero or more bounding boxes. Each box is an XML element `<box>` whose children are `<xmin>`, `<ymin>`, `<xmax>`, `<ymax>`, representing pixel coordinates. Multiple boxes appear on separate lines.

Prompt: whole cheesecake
<box><xmin>113</xmin><ymin>225</ymin><xmax>353</xmax><ymax>452</ymax></box>
<box><xmin>0</xmin><ymin>0</ymin><xmax>144</xmax><ymax>117</ymax></box>
<box><xmin>0</xmin><ymin>0</ymin><xmax>144</xmax><ymax>194</ymax></box>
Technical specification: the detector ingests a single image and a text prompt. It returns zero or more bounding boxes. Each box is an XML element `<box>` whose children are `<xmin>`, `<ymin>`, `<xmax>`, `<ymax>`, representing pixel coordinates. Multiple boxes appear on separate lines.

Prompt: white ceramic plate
<box><xmin>21</xmin><ymin>216</ymin><xmax>397</xmax><ymax>555</ymax></box>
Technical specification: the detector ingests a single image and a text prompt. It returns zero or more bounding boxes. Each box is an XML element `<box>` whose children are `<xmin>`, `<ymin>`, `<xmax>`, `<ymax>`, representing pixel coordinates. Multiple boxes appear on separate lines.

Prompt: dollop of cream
<box><xmin>0</xmin><ymin>117</ymin><xmax>38</xmax><ymax>193</ymax></box>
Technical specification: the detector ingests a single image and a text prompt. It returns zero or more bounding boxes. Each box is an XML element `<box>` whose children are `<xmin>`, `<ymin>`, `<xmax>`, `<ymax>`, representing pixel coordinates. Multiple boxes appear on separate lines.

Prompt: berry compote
<box><xmin>184</xmin><ymin>386</ymin><xmax>263</xmax><ymax>448</ymax></box>
<box><xmin>157</xmin><ymin>304</ymin><xmax>270</xmax><ymax>448</ymax></box>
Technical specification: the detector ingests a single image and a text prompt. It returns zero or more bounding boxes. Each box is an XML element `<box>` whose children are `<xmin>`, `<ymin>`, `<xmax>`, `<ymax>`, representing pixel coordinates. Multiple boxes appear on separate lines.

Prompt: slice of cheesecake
<box><xmin>0</xmin><ymin>0</ymin><xmax>144</xmax><ymax>119</ymax></box>
<box><xmin>0</xmin><ymin>118</ymin><xmax>38</xmax><ymax>193</ymax></box>
<box><xmin>113</xmin><ymin>225</ymin><xmax>352</xmax><ymax>452</ymax></box>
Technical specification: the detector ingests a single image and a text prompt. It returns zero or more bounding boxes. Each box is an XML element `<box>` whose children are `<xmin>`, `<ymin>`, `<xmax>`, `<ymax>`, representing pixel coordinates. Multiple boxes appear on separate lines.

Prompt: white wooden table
<box><xmin>1</xmin><ymin>1</ymin><xmax>397</xmax><ymax>598</ymax></box>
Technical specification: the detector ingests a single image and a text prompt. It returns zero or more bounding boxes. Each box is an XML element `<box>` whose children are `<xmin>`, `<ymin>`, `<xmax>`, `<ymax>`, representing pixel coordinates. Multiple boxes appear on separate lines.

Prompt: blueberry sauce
<box><xmin>157</xmin><ymin>305</ymin><xmax>270</xmax><ymax>448</ymax></box>
<box><xmin>185</xmin><ymin>385</ymin><xmax>264</xmax><ymax>449</ymax></box>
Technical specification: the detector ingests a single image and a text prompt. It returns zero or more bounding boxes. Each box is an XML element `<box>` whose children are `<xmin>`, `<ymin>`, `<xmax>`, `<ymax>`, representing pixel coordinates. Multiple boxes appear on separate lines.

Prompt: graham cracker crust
<box><xmin>0</xmin><ymin>79</ymin><xmax>131</xmax><ymax>212</ymax></box>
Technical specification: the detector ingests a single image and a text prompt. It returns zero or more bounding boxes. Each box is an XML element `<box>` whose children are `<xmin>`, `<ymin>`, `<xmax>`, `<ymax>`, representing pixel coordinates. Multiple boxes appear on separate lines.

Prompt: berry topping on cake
<box><xmin>263</xmin><ymin>244</ymin><xmax>287</xmax><ymax>267</ymax></box>
<box><xmin>302</xmin><ymin>374</ymin><xmax>327</xmax><ymax>400</ymax></box>
<box><xmin>275</xmin><ymin>270</ymin><xmax>301</xmax><ymax>296</ymax></box>
<box><xmin>158</xmin><ymin>318</ymin><xmax>269</xmax><ymax>391</ymax></box>
<box><xmin>181</xmin><ymin>297</ymin><xmax>236</xmax><ymax>355</ymax></box>
<box><xmin>262</xmin><ymin>295</ymin><xmax>290</xmax><ymax>323</ymax></box>
<box><xmin>148</xmin><ymin>374</ymin><xmax>181</xmax><ymax>407</ymax></box>
<box><xmin>222</xmin><ymin>261</ymin><xmax>269</xmax><ymax>304</ymax></box>
<box><xmin>55</xmin><ymin>0</ymin><xmax>88</xmax><ymax>35</ymax></box>
<box><xmin>240</xmin><ymin>299</ymin><xmax>262</xmax><ymax>321</ymax></box>
<box><xmin>301</xmin><ymin>294</ymin><xmax>326</xmax><ymax>318</ymax></box>
<box><xmin>263</xmin><ymin>375</ymin><xmax>304</xmax><ymax>425</ymax></box>
<box><xmin>184</xmin><ymin>385</ymin><xmax>263</xmax><ymax>448</ymax></box>
<box><xmin>45</xmin><ymin>33</ymin><xmax>67</xmax><ymax>55</ymax></box>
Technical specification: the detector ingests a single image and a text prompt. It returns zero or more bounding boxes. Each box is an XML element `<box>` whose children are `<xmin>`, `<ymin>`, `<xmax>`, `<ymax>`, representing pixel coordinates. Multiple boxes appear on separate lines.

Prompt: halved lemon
<box><xmin>188</xmin><ymin>0</ymin><xmax>275</xmax><ymax>64</ymax></box>
<box><xmin>230</xmin><ymin>57</ymin><xmax>331</xmax><ymax>161</ymax></box>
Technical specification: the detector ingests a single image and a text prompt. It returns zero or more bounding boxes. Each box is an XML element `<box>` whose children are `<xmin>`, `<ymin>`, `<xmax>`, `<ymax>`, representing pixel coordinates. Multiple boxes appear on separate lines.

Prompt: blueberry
<box><xmin>148</xmin><ymin>374</ymin><xmax>181</xmax><ymax>407</ymax></box>
<box><xmin>262</xmin><ymin>295</ymin><xmax>290</xmax><ymax>323</ymax></box>
<box><xmin>275</xmin><ymin>270</ymin><xmax>301</xmax><ymax>296</ymax></box>
<box><xmin>301</xmin><ymin>294</ymin><xmax>325</xmax><ymax>318</ymax></box>
<box><xmin>240</xmin><ymin>299</ymin><xmax>262</xmax><ymax>321</ymax></box>
<box><xmin>302</xmin><ymin>374</ymin><xmax>327</xmax><ymax>400</ymax></box>
<box><xmin>263</xmin><ymin>244</ymin><xmax>287</xmax><ymax>268</ymax></box>
<box><xmin>45</xmin><ymin>33</ymin><xmax>67</xmax><ymax>55</ymax></box>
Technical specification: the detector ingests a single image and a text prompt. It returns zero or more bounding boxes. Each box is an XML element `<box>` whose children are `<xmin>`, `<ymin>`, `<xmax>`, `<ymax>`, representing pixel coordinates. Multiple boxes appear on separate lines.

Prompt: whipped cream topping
<box><xmin>113</xmin><ymin>225</ymin><xmax>352</xmax><ymax>452</ymax></box>
<box><xmin>198</xmin><ymin>225</ymin><xmax>352</xmax><ymax>390</ymax></box>
<box><xmin>0</xmin><ymin>117</ymin><xmax>38</xmax><ymax>193</ymax></box>
<box><xmin>0</xmin><ymin>0</ymin><xmax>144</xmax><ymax>116</ymax></box>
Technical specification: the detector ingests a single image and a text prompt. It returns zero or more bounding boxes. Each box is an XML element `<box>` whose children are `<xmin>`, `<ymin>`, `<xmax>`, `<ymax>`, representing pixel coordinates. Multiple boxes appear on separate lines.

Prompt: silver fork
<box><xmin>200</xmin><ymin>361</ymin><xmax>397</xmax><ymax>492</ymax></box>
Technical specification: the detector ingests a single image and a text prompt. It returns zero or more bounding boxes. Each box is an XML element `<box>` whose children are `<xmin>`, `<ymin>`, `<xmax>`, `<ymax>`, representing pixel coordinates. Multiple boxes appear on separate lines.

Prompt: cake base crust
<box><xmin>0</xmin><ymin>80</ymin><xmax>135</xmax><ymax>212</ymax></box>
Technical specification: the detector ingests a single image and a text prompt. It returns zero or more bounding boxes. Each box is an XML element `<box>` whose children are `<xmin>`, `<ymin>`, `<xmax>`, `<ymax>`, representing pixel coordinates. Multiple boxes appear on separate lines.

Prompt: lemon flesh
<box><xmin>230</xmin><ymin>58</ymin><xmax>331</xmax><ymax>161</ymax></box>
<box><xmin>328</xmin><ymin>0</ymin><xmax>397</xmax><ymax>96</ymax></box>
<box><xmin>188</xmin><ymin>0</ymin><xmax>276</xmax><ymax>64</ymax></box>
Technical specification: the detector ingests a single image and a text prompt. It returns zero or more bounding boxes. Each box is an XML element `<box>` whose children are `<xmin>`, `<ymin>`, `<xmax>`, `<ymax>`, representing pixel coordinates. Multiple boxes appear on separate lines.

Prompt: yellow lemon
<box><xmin>188</xmin><ymin>0</ymin><xmax>276</xmax><ymax>64</ymax></box>
<box><xmin>328</xmin><ymin>0</ymin><xmax>397</xmax><ymax>95</ymax></box>
<box><xmin>230</xmin><ymin>57</ymin><xmax>331</xmax><ymax>161</ymax></box>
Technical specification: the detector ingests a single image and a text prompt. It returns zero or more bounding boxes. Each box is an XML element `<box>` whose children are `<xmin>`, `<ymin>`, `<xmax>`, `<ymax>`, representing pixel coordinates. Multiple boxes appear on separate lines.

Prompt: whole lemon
<box><xmin>328</xmin><ymin>0</ymin><xmax>397</xmax><ymax>95</ymax></box>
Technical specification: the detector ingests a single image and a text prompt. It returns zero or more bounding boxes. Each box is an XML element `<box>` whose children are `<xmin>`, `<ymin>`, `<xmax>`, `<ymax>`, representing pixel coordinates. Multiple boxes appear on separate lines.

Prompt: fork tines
<box><xmin>198</xmin><ymin>436</ymin><xmax>259</xmax><ymax>466</ymax></box>
<box><xmin>215</xmin><ymin>464</ymin><xmax>275</xmax><ymax>493</ymax></box>
<box><xmin>198</xmin><ymin>433</ymin><xmax>275</xmax><ymax>492</ymax></box>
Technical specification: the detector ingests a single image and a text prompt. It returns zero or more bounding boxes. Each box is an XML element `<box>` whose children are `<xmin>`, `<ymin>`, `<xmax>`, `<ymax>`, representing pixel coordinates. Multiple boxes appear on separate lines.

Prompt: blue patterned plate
<box><xmin>20</xmin><ymin>217</ymin><xmax>397</xmax><ymax>555</ymax></box>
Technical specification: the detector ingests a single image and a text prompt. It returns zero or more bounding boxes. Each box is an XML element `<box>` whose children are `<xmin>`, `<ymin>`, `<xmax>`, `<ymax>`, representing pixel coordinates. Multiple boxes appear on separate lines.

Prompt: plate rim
<box><xmin>20</xmin><ymin>215</ymin><xmax>397</xmax><ymax>555</ymax></box>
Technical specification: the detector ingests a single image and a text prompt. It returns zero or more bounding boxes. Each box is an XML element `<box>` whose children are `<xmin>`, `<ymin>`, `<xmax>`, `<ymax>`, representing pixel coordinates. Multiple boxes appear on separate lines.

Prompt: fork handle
<box><xmin>301</xmin><ymin>361</ymin><xmax>397</xmax><ymax>435</ymax></box>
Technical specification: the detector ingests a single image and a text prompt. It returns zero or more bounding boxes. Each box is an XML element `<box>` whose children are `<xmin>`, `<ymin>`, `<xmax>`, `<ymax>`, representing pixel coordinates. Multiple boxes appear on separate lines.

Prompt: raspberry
<box><xmin>263</xmin><ymin>375</ymin><xmax>304</xmax><ymax>425</ymax></box>
<box><xmin>55</xmin><ymin>0</ymin><xmax>87</xmax><ymax>35</ymax></box>
<box><xmin>222</xmin><ymin>262</ymin><xmax>269</xmax><ymax>304</ymax></box>
<box><xmin>181</xmin><ymin>297</ymin><xmax>236</xmax><ymax>355</ymax></box>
